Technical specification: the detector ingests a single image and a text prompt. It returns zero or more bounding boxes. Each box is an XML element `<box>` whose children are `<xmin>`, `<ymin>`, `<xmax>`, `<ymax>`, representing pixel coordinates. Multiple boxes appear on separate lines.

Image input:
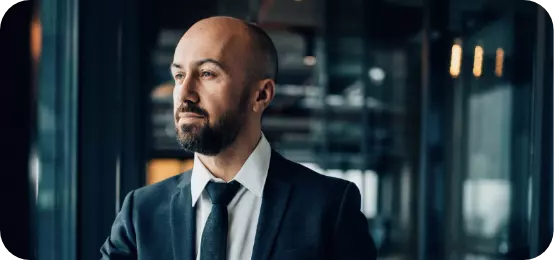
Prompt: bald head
<box><xmin>243</xmin><ymin>21</ymin><xmax>279</xmax><ymax>81</ymax></box>
<box><xmin>180</xmin><ymin>16</ymin><xmax>278</xmax><ymax>82</ymax></box>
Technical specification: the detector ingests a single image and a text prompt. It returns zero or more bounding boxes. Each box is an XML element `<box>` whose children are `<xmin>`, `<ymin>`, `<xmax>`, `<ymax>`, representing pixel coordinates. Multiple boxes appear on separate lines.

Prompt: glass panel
<box><xmin>260</xmin><ymin>1</ymin><xmax>424</xmax><ymax>259</ymax></box>
<box><xmin>447</xmin><ymin>0</ymin><xmax>540</xmax><ymax>258</ymax></box>
<box><xmin>35</xmin><ymin>0</ymin><xmax>79</xmax><ymax>259</ymax></box>
<box><xmin>463</xmin><ymin>88</ymin><xmax>512</xmax><ymax>241</ymax></box>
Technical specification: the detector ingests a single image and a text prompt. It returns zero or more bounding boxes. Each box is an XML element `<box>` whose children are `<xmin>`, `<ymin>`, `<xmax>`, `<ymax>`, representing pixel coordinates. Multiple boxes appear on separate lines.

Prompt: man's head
<box><xmin>171</xmin><ymin>16</ymin><xmax>278</xmax><ymax>155</ymax></box>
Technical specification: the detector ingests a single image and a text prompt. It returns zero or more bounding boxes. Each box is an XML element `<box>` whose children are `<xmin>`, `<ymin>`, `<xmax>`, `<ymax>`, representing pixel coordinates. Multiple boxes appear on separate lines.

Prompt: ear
<box><xmin>252</xmin><ymin>79</ymin><xmax>275</xmax><ymax>113</ymax></box>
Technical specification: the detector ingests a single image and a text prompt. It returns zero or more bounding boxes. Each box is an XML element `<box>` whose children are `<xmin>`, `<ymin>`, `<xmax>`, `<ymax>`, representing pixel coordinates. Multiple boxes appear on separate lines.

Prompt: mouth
<box><xmin>179</xmin><ymin>112</ymin><xmax>204</xmax><ymax>118</ymax></box>
<box><xmin>177</xmin><ymin>112</ymin><xmax>206</xmax><ymax>123</ymax></box>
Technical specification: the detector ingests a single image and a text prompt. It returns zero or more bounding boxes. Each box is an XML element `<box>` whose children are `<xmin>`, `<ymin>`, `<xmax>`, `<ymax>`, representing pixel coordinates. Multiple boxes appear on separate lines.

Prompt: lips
<box><xmin>179</xmin><ymin>112</ymin><xmax>204</xmax><ymax>118</ymax></box>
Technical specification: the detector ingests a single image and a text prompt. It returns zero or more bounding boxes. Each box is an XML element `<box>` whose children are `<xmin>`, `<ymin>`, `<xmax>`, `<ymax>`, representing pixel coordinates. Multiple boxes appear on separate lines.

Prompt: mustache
<box><xmin>176</xmin><ymin>102</ymin><xmax>209</xmax><ymax>118</ymax></box>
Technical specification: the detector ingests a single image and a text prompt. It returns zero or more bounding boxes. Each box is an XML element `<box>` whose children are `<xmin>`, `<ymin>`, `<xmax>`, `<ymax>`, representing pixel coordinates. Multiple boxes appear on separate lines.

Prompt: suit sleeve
<box><xmin>100</xmin><ymin>190</ymin><xmax>137</xmax><ymax>260</ymax></box>
<box><xmin>332</xmin><ymin>182</ymin><xmax>378</xmax><ymax>260</ymax></box>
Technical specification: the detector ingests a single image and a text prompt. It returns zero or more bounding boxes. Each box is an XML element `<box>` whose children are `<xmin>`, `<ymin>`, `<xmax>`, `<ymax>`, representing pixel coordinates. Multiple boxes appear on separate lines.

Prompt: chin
<box><xmin>177</xmin><ymin>122</ymin><xmax>203</xmax><ymax>133</ymax></box>
<box><xmin>177</xmin><ymin>130</ymin><xmax>200</xmax><ymax>142</ymax></box>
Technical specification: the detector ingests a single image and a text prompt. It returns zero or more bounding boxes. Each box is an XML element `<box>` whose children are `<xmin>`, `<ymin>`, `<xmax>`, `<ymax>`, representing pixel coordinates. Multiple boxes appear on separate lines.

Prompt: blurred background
<box><xmin>0</xmin><ymin>0</ymin><xmax>552</xmax><ymax>259</ymax></box>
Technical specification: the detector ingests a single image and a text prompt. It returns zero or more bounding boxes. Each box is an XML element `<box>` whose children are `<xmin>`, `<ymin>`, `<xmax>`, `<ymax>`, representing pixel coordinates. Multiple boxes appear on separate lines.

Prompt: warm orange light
<box><xmin>495</xmin><ymin>48</ymin><xmax>504</xmax><ymax>77</ymax></box>
<box><xmin>31</xmin><ymin>13</ymin><xmax>42</xmax><ymax>65</ymax></box>
<box><xmin>304</xmin><ymin>56</ymin><xmax>316</xmax><ymax>66</ymax></box>
<box><xmin>473</xmin><ymin>45</ymin><xmax>483</xmax><ymax>77</ymax></box>
<box><xmin>450</xmin><ymin>42</ymin><xmax>462</xmax><ymax>78</ymax></box>
<box><xmin>147</xmin><ymin>159</ymin><xmax>193</xmax><ymax>184</ymax></box>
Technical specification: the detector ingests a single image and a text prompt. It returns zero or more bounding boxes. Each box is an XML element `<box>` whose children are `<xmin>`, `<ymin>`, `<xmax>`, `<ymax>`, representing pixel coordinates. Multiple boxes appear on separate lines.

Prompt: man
<box><xmin>101</xmin><ymin>16</ymin><xmax>377</xmax><ymax>260</ymax></box>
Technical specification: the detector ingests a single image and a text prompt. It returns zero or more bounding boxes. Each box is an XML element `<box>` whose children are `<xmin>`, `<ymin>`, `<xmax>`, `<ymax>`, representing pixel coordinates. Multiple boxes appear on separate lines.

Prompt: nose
<box><xmin>174</xmin><ymin>76</ymin><xmax>199</xmax><ymax>104</ymax></box>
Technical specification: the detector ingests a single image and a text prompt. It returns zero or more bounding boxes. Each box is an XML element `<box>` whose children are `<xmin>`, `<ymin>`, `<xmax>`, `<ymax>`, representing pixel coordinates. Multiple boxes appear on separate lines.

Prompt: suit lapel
<box><xmin>251</xmin><ymin>152</ymin><xmax>292</xmax><ymax>260</ymax></box>
<box><xmin>170</xmin><ymin>172</ymin><xmax>196</xmax><ymax>260</ymax></box>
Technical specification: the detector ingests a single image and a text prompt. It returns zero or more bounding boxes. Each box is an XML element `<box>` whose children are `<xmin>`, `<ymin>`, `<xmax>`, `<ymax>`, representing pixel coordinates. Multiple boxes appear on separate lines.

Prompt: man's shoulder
<box><xmin>276</xmin><ymin>155</ymin><xmax>360</xmax><ymax>213</ymax></box>
<box><xmin>276</xmin><ymin>155</ymin><xmax>353</xmax><ymax>195</ymax></box>
<box><xmin>131</xmin><ymin>171</ymin><xmax>191</xmax><ymax>204</ymax></box>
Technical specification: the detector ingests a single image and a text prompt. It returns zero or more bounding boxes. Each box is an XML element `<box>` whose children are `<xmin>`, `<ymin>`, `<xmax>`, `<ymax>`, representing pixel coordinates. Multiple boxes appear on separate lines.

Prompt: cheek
<box><xmin>172</xmin><ymin>103</ymin><xmax>179</xmax><ymax>118</ymax></box>
<box><xmin>199</xmin><ymin>88</ymin><xmax>228</xmax><ymax>109</ymax></box>
<box><xmin>173</xmin><ymin>85</ymin><xmax>180</xmax><ymax>100</ymax></box>
<box><xmin>173</xmin><ymin>87</ymin><xmax>181</xmax><ymax>109</ymax></box>
<box><xmin>198</xmin><ymin>80</ymin><xmax>245</xmax><ymax>114</ymax></box>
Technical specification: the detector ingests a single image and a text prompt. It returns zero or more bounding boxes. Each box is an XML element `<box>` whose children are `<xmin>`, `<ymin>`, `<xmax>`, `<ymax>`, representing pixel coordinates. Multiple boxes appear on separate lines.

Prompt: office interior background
<box><xmin>0</xmin><ymin>0</ymin><xmax>552</xmax><ymax>259</ymax></box>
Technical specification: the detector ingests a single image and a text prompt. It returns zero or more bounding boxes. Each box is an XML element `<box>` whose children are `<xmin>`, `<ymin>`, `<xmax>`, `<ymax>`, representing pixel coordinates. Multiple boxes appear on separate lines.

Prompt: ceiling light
<box><xmin>304</xmin><ymin>56</ymin><xmax>316</xmax><ymax>66</ymax></box>
<box><xmin>368</xmin><ymin>67</ymin><xmax>386</xmax><ymax>82</ymax></box>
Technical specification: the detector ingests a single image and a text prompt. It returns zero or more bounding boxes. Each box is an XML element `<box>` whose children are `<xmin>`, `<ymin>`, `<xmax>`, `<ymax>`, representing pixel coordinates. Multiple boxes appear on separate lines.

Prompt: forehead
<box><xmin>173</xmin><ymin>25</ymin><xmax>251</xmax><ymax>68</ymax></box>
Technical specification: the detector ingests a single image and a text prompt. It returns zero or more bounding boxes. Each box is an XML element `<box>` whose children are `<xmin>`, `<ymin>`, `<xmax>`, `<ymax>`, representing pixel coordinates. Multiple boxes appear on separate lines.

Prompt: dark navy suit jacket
<box><xmin>101</xmin><ymin>151</ymin><xmax>377</xmax><ymax>260</ymax></box>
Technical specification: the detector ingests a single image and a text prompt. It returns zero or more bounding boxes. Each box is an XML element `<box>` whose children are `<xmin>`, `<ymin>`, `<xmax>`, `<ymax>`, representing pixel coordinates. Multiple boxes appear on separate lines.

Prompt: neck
<box><xmin>196</xmin><ymin>126</ymin><xmax>262</xmax><ymax>182</ymax></box>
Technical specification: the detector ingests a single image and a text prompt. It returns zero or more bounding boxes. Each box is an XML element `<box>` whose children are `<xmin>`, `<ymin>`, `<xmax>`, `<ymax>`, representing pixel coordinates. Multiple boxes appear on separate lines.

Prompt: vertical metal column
<box><xmin>358</xmin><ymin>0</ymin><xmax>370</xmax><ymax>209</ymax></box>
<box><xmin>505</xmin><ymin>9</ymin><xmax>532</xmax><ymax>258</ymax></box>
<box><xmin>446</xmin><ymin>63</ymin><xmax>465</xmax><ymax>260</ymax></box>
<box><xmin>117</xmin><ymin>0</ymin><xmax>150</xmax><ymax>210</ymax></box>
<box><xmin>418</xmin><ymin>0</ymin><xmax>450</xmax><ymax>258</ymax></box>
<box><xmin>528</xmin><ymin>5</ymin><xmax>549</xmax><ymax>258</ymax></box>
<box><xmin>316</xmin><ymin>42</ymin><xmax>330</xmax><ymax>170</ymax></box>
<box><xmin>78</xmin><ymin>0</ymin><xmax>150</xmax><ymax>258</ymax></box>
<box><xmin>417</xmin><ymin>0</ymin><xmax>431</xmax><ymax>257</ymax></box>
<box><xmin>78</xmin><ymin>0</ymin><xmax>122</xmax><ymax>254</ymax></box>
<box><xmin>36</xmin><ymin>0</ymin><xmax>79</xmax><ymax>259</ymax></box>
<box><xmin>318</xmin><ymin>0</ymin><xmax>331</xmax><ymax>170</ymax></box>
<box><xmin>538</xmin><ymin>14</ymin><xmax>553</xmax><ymax>254</ymax></box>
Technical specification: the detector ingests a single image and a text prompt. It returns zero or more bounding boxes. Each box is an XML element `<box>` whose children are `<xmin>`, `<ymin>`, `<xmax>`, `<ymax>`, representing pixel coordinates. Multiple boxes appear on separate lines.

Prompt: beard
<box><xmin>175</xmin><ymin>90</ymin><xmax>249</xmax><ymax>156</ymax></box>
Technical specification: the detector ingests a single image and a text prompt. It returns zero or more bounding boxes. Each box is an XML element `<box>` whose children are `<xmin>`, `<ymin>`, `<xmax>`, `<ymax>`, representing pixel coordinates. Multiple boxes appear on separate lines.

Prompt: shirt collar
<box><xmin>190</xmin><ymin>133</ymin><xmax>271</xmax><ymax>207</ymax></box>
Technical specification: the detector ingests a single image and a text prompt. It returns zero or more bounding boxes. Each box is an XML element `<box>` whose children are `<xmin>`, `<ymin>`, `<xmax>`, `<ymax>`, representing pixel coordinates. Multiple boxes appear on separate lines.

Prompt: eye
<box><xmin>200</xmin><ymin>71</ymin><xmax>215</xmax><ymax>78</ymax></box>
<box><xmin>174</xmin><ymin>73</ymin><xmax>184</xmax><ymax>80</ymax></box>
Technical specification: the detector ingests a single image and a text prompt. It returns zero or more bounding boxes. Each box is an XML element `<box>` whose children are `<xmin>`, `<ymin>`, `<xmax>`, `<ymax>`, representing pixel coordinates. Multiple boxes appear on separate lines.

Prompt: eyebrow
<box><xmin>171</xmin><ymin>58</ymin><xmax>226</xmax><ymax>71</ymax></box>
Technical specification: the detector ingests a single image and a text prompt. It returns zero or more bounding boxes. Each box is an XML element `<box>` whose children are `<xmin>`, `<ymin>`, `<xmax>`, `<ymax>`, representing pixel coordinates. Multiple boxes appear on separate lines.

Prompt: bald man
<box><xmin>101</xmin><ymin>17</ymin><xmax>377</xmax><ymax>260</ymax></box>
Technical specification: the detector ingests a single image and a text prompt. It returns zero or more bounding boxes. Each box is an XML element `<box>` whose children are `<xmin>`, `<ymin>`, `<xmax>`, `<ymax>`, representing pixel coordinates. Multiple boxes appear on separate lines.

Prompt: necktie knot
<box><xmin>205</xmin><ymin>180</ymin><xmax>242</xmax><ymax>206</ymax></box>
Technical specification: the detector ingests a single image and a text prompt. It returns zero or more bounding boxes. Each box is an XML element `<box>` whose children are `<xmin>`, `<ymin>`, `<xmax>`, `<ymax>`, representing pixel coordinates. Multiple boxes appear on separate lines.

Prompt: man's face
<box><xmin>171</xmin><ymin>20</ymin><xmax>253</xmax><ymax>156</ymax></box>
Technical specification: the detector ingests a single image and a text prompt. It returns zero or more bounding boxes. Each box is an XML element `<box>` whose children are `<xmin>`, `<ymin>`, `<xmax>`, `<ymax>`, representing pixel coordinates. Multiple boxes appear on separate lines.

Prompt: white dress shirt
<box><xmin>190</xmin><ymin>133</ymin><xmax>271</xmax><ymax>260</ymax></box>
